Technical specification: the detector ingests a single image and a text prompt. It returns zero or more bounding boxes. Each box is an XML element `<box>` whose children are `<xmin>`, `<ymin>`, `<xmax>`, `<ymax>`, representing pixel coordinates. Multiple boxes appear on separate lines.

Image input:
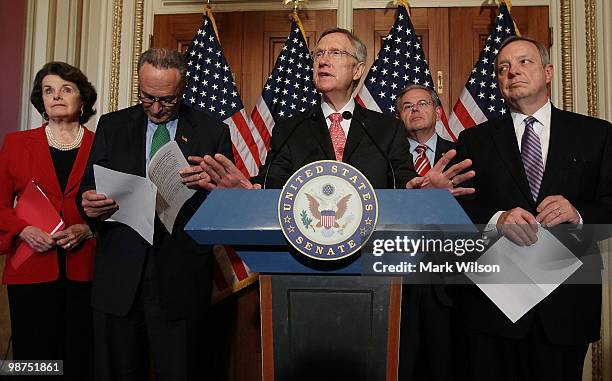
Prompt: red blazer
<box><xmin>0</xmin><ymin>125</ymin><xmax>96</xmax><ymax>284</ymax></box>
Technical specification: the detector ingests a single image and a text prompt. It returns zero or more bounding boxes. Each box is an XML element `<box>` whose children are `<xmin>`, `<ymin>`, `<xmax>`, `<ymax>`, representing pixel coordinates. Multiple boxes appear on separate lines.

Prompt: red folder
<box><xmin>11</xmin><ymin>181</ymin><xmax>65</xmax><ymax>269</ymax></box>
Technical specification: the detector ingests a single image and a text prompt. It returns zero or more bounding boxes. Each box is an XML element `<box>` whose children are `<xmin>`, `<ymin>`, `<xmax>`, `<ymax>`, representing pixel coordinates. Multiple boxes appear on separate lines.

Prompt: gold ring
<box><xmin>66</xmin><ymin>242</ymin><xmax>71</xmax><ymax>248</ymax></box>
<box><xmin>450</xmin><ymin>178</ymin><xmax>456</xmax><ymax>187</ymax></box>
<box><xmin>198</xmin><ymin>173</ymin><xmax>202</xmax><ymax>180</ymax></box>
<box><xmin>556</xmin><ymin>208</ymin><xmax>562</xmax><ymax>216</ymax></box>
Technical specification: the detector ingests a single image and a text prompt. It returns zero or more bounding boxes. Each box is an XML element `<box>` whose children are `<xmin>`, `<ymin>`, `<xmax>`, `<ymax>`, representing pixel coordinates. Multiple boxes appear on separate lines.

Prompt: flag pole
<box><xmin>500</xmin><ymin>0</ymin><xmax>521</xmax><ymax>36</ymax></box>
<box><xmin>203</xmin><ymin>1</ymin><xmax>221</xmax><ymax>43</ymax></box>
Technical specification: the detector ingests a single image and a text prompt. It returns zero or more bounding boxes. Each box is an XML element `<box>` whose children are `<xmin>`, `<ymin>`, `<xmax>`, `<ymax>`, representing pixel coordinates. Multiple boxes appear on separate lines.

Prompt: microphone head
<box><xmin>342</xmin><ymin>111</ymin><xmax>353</xmax><ymax>120</ymax></box>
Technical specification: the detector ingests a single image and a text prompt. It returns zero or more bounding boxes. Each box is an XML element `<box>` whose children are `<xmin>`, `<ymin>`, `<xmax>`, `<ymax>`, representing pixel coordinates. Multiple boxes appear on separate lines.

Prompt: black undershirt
<box><xmin>49</xmin><ymin>146</ymin><xmax>78</xmax><ymax>279</ymax></box>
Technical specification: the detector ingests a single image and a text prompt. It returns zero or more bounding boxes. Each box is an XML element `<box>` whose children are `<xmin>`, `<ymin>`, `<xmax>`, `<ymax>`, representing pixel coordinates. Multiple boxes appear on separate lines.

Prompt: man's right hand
<box><xmin>497</xmin><ymin>207</ymin><xmax>539</xmax><ymax>246</ymax></box>
<box><xmin>81</xmin><ymin>190</ymin><xmax>118</xmax><ymax>220</ymax></box>
<box><xmin>198</xmin><ymin>153</ymin><xmax>261</xmax><ymax>191</ymax></box>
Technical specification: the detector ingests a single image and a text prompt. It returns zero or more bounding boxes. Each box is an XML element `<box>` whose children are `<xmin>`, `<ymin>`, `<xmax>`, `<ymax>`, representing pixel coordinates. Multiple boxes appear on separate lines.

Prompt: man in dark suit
<box><xmin>79</xmin><ymin>48</ymin><xmax>233</xmax><ymax>381</ymax></box>
<box><xmin>395</xmin><ymin>84</ymin><xmax>456</xmax><ymax>381</ymax></box>
<box><xmin>197</xmin><ymin>28</ymin><xmax>474</xmax><ymax>193</ymax></box>
<box><xmin>455</xmin><ymin>36</ymin><xmax>612</xmax><ymax>380</ymax></box>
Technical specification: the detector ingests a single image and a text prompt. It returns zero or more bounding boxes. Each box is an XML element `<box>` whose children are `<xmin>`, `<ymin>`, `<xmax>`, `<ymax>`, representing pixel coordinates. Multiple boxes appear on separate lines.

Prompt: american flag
<box><xmin>448</xmin><ymin>1</ymin><xmax>517</xmax><ymax>138</ymax></box>
<box><xmin>356</xmin><ymin>4</ymin><xmax>454</xmax><ymax>141</ymax></box>
<box><xmin>250</xmin><ymin>15</ymin><xmax>319</xmax><ymax>160</ymax></box>
<box><xmin>182</xmin><ymin>9</ymin><xmax>256</xmax><ymax>301</ymax></box>
<box><xmin>183</xmin><ymin>10</ymin><xmax>263</xmax><ymax>178</ymax></box>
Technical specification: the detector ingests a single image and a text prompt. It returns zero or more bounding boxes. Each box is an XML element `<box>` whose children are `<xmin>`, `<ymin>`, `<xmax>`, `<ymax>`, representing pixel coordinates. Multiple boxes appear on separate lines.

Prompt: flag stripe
<box><xmin>224</xmin><ymin>114</ymin><xmax>259</xmax><ymax>176</ymax></box>
<box><xmin>225</xmin><ymin>245</ymin><xmax>250</xmax><ymax>280</ymax></box>
<box><xmin>251</xmin><ymin>98</ymin><xmax>274</xmax><ymax>149</ymax></box>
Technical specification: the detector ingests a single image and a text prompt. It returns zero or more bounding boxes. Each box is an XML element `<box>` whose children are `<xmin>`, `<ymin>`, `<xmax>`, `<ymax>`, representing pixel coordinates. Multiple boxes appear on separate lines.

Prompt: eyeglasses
<box><xmin>138</xmin><ymin>92</ymin><xmax>180</xmax><ymax>108</ymax></box>
<box><xmin>311</xmin><ymin>49</ymin><xmax>358</xmax><ymax>61</ymax></box>
<box><xmin>402</xmin><ymin>100</ymin><xmax>434</xmax><ymax>112</ymax></box>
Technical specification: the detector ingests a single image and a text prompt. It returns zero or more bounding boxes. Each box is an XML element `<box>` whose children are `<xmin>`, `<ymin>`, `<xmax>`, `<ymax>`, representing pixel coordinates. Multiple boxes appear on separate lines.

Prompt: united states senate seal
<box><xmin>278</xmin><ymin>160</ymin><xmax>378</xmax><ymax>260</ymax></box>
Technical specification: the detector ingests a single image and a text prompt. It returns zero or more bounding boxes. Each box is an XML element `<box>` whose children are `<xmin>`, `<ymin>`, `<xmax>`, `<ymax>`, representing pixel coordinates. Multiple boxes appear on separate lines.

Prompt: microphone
<box><xmin>342</xmin><ymin>110</ymin><xmax>397</xmax><ymax>189</ymax></box>
<box><xmin>262</xmin><ymin>110</ymin><xmax>317</xmax><ymax>189</ymax></box>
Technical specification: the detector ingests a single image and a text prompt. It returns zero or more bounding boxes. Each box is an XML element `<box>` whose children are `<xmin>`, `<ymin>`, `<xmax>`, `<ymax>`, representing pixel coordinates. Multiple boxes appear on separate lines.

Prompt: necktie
<box><xmin>521</xmin><ymin>116</ymin><xmax>544</xmax><ymax>201</ymax></box>
<box><xmin>150</xmin><ymin>123</ymin><xmax>170</xmax><ymax>159</ymax></box>
<box><xmin>414</xmin><ymin>144</ymin><xmax>431</xmax><ymax>176</ymax></box>
<box><xmin>329</xmin><ymin>113</ymin><xmax>346</xmax><ymax>161</ymax></box>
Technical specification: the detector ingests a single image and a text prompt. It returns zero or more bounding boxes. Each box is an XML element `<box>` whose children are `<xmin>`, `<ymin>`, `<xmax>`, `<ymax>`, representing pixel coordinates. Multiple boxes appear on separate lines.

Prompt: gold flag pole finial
<box><xmin>393</xmin><ymin>0</ymin><xmax>411</xmax><ymax>17</ymax></box>
<box><xmin>285</xmin><ymin>0</ymin><xmax>308</xmax><ymax>41</ymax></box>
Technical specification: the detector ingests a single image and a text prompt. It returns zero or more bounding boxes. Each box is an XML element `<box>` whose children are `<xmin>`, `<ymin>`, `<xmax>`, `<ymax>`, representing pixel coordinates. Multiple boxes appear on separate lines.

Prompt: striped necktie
<box><xmin>521</xmin><ymin>116</ymin><xmax>544</xmax><ymax>201</ymax></box>
<box><xmin>150</xmin><ymin>123</ymin><xmax>170</xmax><ymax>159</ymax></box>
<box><xmin>414</xmin><ymin>144</ymin><xmax>431</xmax><ymax>176</ymax></box>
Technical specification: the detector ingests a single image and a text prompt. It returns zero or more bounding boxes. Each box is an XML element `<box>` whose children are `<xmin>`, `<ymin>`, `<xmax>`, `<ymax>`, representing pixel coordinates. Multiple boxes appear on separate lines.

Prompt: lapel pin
<box><xmin>181</xmin><ymin>135</ymin><xmax>188</xmax><ymax>143</ymax></box>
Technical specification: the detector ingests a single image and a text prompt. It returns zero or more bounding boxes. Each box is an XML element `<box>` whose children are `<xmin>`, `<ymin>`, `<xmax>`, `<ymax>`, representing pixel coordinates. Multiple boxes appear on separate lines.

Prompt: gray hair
<box><xmin>318</xmin><ymin>28</ymin><xmax>367</xmax><ymax>63</ymax></box>
<box><xmin>494</xmin><ymin>36</ymin><xmax>550</xmax><ymax>71</ymax></box>
<box><xmin>138</xmin><ymin>48</ymin><xmax>187</xmax><ymax>80</ymax></box>
<box><xmin>395</xmin><ymin>84</ymin><xmax>442</xmax><ymax>113</ymax></box>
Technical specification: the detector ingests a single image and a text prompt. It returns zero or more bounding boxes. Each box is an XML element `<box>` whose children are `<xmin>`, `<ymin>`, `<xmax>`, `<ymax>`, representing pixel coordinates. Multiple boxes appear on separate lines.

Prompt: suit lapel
<box><xmin>130</xmin><ymin>107</ymin><xmax>148</xmax><ymax>176</ymax></box>
<box><xmin>308</xmin><ymin>106</ymin><xmax>335</xmax><ymax>160</ymax></box>
<box><xmin>491</xmin><ymin>115</ymin><xmax>535</xmax><ymax>206</ymax></box>
<box><xmin>537</xmin><ymin>107</ymin><xmax>567</xmax><ymax>203</ymax></box>
<box><xmin>31</xmin><ymin>126</ymin><xmax>63</xmax><ymax>197</ymax></box>
<box><xmin>175</xmin><ymin>107</ymin><xmax>198</xmax><ymax>158</ymax></box>
<box><xmin>343</xmin><ymin>104</ymin><xmax>366</xmax><ymax>162</ymax></box>
<box><xmin>63</xmin><ymin>129</ymin><xmax>94</xmax><ymax>195</ymax></box>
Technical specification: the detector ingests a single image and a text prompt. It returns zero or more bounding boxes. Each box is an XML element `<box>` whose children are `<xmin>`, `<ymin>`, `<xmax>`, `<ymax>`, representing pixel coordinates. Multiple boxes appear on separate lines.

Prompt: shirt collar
<box><xmin>321</xmin><ymin>98</ymin><xmax>356</xmax><ymax>120</ymax></box>
<box><xmin>510</xmin><ymin>100</ymin><xmax>552</xmax><ymax>128</ymax></box>
<box><xmin>408</xmin><ymin>133</ymin><xmax>437</xmax><ymax>154</ymax></box>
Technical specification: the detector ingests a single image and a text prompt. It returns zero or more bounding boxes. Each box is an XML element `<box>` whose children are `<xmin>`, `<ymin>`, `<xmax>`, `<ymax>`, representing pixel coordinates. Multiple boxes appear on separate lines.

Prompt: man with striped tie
<box><xmin>396</xmin><ymin>84</ymin><xmax>456</xmax><ymax>381</ymax></box>
<box><xmin>454</xmin><ymin>36</ymin><xmax>612</xmax><ymax>380</ymax></box>
<box><xmin>397</xmin><ymin>85</ymin><xmax>456</xmax><ymax>178</ymax></box>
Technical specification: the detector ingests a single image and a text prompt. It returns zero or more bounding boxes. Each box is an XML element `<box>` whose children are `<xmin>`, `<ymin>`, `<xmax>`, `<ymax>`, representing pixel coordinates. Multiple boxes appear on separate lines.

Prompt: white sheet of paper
<box><xmin>148</xmin><ymin>141</ymin><xmax>195</xmax><ymax>234</ymax></box>
<box><xmin>93</xmin><ymin>165</ymin><xmax>157</xmax><ymax>244</ymax></box>
<box><xmin>467</xmin><ymin>228</ymin><xmax>582</xmax><ymax>323</ymax></box>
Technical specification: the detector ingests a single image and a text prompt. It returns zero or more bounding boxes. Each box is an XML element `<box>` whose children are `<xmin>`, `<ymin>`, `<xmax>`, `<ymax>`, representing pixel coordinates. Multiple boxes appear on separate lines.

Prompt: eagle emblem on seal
<box><xmin>305</xmin><ymin>193</ymin><xmax>352</xmax><ymax>230</ymax></box>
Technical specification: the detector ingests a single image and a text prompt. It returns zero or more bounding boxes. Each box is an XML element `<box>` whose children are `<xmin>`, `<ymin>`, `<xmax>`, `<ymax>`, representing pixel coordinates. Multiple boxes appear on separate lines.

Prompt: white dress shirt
<box><xmin>321</xmin><ymin>98</ymin><xmax>355</xmax><ymax>137</ymax></box>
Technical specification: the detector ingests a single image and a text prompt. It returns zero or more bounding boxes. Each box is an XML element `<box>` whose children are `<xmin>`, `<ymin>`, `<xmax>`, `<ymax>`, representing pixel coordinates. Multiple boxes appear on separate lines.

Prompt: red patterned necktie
<box><xmin>414</xmin><ymin>144</ymin><xmax>431</xmax><ymax>176</ymax></box>
<box><xmin>329</xmin><ymin>113</ymin><xmax>346</xmax><ymax>161</ymax></box>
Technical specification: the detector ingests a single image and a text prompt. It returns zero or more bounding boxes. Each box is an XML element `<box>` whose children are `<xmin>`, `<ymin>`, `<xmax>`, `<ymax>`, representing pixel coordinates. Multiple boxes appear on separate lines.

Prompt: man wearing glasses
<box><xmin>79</xmin><ymin>48</ymin><xmax>232</xmax><ymax>381</ymax></box>
<box><xmin>197</xmin><ymin>28</ymin><xmax>474</xmax><ymax>193</ymax></box>
<box><xmin>396</xmin><ymin>84</ymin><xmax>456</xmax><ymax>381</ymax></box>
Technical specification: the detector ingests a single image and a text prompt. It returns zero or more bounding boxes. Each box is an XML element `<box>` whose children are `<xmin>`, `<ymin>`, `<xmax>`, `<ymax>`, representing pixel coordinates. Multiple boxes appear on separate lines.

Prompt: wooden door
<box><xmin>353</xmin><ymin>8</ymin><xmax>451</xmax><ymax>112</ymax></box>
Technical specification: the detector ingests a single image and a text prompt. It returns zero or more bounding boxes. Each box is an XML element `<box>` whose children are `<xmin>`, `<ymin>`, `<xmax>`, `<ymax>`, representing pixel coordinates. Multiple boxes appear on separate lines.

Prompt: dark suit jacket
<box><xmin>454</xmin><ymin>105</ymin><xmax>612</xmax><ymax>344</ymax></box>
<box><xmin>79</xmin><ymin>105</ymin><xmax>233</xmax><ymax>319</ymax></box>
<box><xmin>434</xmin><ymin>134</ymin><xmax>456</xmax><ymax>164</ymax></box>
<box><xmin>252</xmin><ymin>103</ymin><xmax>417</xmax><ymax>188</ymax></box>
<box><xmin>0</xmin><ymin>126</ymin><xmax>96</xmax><ymax>284</ymax></box>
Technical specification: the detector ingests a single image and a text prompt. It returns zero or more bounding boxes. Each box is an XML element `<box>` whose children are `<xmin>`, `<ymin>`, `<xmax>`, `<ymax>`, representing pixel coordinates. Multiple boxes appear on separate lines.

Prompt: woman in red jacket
<box><xmin>0</xmin><ymin>62</ymin><xmax>97</xmax><ymax>380</ymax></box>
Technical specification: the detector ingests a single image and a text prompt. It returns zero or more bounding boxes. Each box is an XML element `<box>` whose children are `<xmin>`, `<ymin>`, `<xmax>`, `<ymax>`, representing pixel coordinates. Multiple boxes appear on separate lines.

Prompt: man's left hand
<box><xmin>536</xmin><ymin>195</ymin><xmax>580</xmax><ymax>226</ymax></box>
<box><xmin>406</xmin><ymin>149</ymin><xmax>475</xmax><ymax>196</ymax></box>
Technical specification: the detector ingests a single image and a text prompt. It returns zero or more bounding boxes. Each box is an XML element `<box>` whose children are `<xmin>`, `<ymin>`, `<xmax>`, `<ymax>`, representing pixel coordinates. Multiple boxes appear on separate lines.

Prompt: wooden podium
<box><xmin>186</xmin><ymin>189</ymin><xmax>472</xmax><ymax>381</ymax></box>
